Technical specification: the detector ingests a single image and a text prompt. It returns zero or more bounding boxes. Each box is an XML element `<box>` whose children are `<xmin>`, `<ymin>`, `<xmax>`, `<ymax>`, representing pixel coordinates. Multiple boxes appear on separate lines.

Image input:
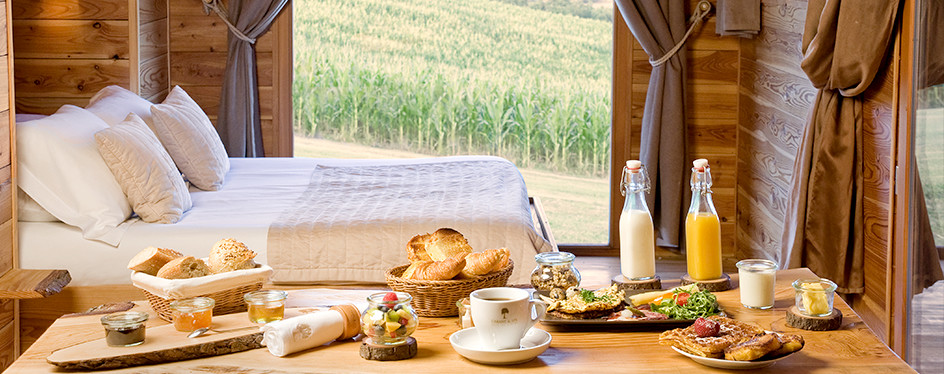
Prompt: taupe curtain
<box><xmin>614</xmin><ymin>0</ymin><xmax>687</xmax><ymax>248</ymax></box>
<box><xmin>781</xmin><ymin>0</ymin><xmax>899</xmax><ymax>294</ymax></box>
<box><xmin>217</xmin><ymin>0</ymin><xmax>290</xmax><ymax>157</ymax></box>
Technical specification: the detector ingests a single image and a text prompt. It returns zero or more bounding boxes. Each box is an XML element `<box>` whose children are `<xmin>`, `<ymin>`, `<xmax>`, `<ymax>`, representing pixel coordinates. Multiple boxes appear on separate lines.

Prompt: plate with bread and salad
<box><xmin>538</xmin><ymin>284</ymin><xmax>724</xmax><ymax>327</ymax></box>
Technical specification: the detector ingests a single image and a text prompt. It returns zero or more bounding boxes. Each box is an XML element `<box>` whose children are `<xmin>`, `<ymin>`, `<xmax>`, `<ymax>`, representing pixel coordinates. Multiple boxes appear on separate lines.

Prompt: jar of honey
<box><xmin>170</xmin><ymin>297</ymin><xmax>215</xmax><ymax>332</ymax></box>
<box><xmin>244</xmin><ymin>290</ymin><xmax>288</xmax><ymax>324</ymax></box>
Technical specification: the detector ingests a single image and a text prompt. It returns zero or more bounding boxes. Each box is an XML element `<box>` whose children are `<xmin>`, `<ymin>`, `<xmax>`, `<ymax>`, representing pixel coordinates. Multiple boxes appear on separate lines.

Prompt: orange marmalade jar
<box><xmin>170</xmin><ymin>297</ymin><xmax>214</xmax><ymax>332</ymax></box>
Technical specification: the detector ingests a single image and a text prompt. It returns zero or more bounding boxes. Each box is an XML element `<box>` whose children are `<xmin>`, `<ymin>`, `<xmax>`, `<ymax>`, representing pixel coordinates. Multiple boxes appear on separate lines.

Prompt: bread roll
<box><xmin>127</xmin><ymin>246</ymin><xmax>183</xmax><ymax>275</ymax></box>
<box><xmin>207</xmin><ymin>238</ymin><xmax>257</xmax><ymax>274</ymax></box>
<box><xmin>403</xmin><ymin>257</ymin><xmax>466</xmax><ymax>280</ymax></box>
<box><xmin>406</xmin><ymin>233</ymin><xmax>432</xmax><ymax>262</ymax></box>
<box><xmin>156</xmin><ymin>256</ymin><xmax>210</xmax><ymax>279</ymax></box>
<box><xmin>459</xmin><ymin>248</ymin><xmax>509</xmax><ymax>278</ymax></box>
<box><xmin>425</xmin><ymin>228</ymin><xmax>473</xmax><ymax>261</ymax></box>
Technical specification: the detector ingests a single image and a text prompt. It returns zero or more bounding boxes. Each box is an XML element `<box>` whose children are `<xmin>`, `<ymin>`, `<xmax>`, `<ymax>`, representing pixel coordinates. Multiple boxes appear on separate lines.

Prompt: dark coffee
<box><xmin>480</xmin><ymin>297</ymin><xmax>514</xmax><ymax>302</ymax></box>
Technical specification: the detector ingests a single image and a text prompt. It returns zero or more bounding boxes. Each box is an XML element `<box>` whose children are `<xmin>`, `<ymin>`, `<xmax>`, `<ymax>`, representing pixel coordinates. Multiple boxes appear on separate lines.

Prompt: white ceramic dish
<box><xmin>671</xmin><ymin>346</ymin><xmax>791</xmax><ymax>370</ymax></box>
<box><xmin>449</xmin><ymin>327</ymin><xmax>551</xmax><ymax>365</ymax></box>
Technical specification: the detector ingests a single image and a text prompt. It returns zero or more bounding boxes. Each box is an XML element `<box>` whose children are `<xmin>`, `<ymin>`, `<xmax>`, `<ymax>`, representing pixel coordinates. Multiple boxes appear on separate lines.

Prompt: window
<box><xmin>292</xmin><ymin>0</ymin><xmax>615</xmax><ymax>246</ymax></box>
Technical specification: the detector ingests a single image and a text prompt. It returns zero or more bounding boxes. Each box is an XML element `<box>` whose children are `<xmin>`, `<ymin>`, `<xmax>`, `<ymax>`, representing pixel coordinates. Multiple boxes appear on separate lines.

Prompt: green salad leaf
<box><xmin>650</xmin><ymin>289</ymin><xmax>720</xmax><ymax>319</ymax></box>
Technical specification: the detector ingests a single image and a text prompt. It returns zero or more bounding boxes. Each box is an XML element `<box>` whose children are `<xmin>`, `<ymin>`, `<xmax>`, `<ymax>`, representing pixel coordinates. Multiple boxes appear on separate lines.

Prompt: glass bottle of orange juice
<box><xmin>685</xmin><ymin>159</ymin><xmax>722</xmax><ymax>280</ymax></box>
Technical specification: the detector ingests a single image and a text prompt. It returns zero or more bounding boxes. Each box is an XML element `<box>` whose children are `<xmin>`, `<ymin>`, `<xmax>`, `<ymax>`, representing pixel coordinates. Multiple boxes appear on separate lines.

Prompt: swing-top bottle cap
<box><xmin>693</xmin><ymin>158</ymin><xmax>709</xmax><ymax>171</ymax></box>
<box><xmin>626</xmin><ymin>160</ymin><xmax>642</xmax><ymax>171</ymax></box>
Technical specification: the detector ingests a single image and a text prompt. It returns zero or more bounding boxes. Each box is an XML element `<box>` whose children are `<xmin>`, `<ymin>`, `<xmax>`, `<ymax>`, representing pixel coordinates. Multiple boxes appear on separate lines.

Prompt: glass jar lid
<box><xmin>366</xmin><ymin>291</ymin><xmax>412</xmax><ymax>306</ymax></box>
<box><xmin>244</xmin><ymin>290</ymin><xmax>288</xmax><ymax>304</ymax></box>
<box><xmin>101</xmin><ymin>311</ymin><xmax>149</xmax><ymax>328</ymax></box>
<box><xmin>535</xmin><ymin>251</ymin><xmax>576</xmax><ymax>265</ymax></box>
<box><xmin>735</xmin><ymin>259</ymin><xmax>778</xmax><ymax>272</ymax></box>
<box><xmin>792</xmin><ymin>278</ymin><xmax>837</xmax><ymax>293</ymax></box>
<box><xmin>170</xmin><ymin>297</ymin><xmax>215</xmax><ymax>312</ymax></box>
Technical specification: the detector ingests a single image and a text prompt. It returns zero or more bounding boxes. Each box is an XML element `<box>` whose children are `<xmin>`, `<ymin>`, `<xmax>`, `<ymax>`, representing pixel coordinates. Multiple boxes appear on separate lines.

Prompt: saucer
<box><xmin>449</xmin><ymin>327</ymin><xmax>551</xmax><ymax>365</ymax></box>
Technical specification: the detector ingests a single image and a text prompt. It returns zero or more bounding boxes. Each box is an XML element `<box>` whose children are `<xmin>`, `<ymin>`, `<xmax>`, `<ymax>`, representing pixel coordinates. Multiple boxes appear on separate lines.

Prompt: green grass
<box><xmin>292</xmin><ymin>0</ymin><xmax>612</xmax><ymax>177</ymax></box>
<box><xmin>915</xmin><ymin>106</ymin><xmax>944</xmax><ymax>245</ymax></box>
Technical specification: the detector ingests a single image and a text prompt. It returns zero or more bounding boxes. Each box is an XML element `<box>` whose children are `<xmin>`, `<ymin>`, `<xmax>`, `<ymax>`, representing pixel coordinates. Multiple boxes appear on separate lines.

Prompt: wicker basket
<box><xmin>141</xmin><ymin>282</ymin><xmax>264</xmax><ymax>322</ymax></box>
<box><xmin>385</xmin><ymin>260</ymin><xmax>514</xmax><ymax>317</ymax></box>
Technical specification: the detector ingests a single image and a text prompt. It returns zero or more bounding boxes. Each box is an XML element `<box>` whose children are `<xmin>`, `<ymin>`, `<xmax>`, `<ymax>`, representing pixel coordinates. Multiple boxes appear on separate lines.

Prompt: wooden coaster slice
<box><xmin>359</xmin><ymin>337</ymin><xmax>417</xmax><ymax>361</ymax></box>
<box><xmin>612</xmin><ymin>275</ymin><xmax>662</xmax><ymax>293</ymax></box>
<box><xmin>786</xmin><ymin>306</ymin><xmax>842</xmax><ymax>331</ymax></box>
<box><xmin>680</xmin><ymin>273</ymin><xmax>732</xmax><ymax>292</ymax></box>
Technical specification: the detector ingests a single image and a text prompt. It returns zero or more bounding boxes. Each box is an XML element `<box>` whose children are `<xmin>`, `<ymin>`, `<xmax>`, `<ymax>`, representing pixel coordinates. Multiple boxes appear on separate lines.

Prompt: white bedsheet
<box><xmin>19</xmin><ymin>156</ymin><xmax>549</xmax><ymax>286</ymax></box>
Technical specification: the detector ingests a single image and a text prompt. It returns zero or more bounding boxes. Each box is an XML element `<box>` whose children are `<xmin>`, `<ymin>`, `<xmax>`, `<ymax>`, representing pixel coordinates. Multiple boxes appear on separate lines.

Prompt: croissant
<box><xmin>406</xmin><ymin>233</ymin><xmax>432</xmax><ymax>262</ymax></box>
<box><xmin>459</xmin><ymin>248</ymin><xmax>510</xmax><ymax>278</ymax></box>
<box><xmin>402</xmin><ymin>257</ymin><xmax>466</xmax><ymax>280</ymax></box>
<box><xmin>425</xmin><ymin>228</ymin><xmax>474</xmax><ymax>261</ymax></box>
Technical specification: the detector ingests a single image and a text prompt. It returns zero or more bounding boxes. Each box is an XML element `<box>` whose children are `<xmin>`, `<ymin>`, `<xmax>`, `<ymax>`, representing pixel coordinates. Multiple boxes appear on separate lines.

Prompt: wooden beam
<box><xmin>0</xmin><ymin>269</ymin><xmax>71</xmax><ymax>299</ymax></box>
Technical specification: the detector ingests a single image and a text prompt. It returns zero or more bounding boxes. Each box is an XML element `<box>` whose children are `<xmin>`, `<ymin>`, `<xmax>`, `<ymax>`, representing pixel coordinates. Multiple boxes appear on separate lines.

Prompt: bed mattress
<box><xmin>19</xmin><ymin>156</ymin><xmax>551</xmax><ymax>286</ymax></box>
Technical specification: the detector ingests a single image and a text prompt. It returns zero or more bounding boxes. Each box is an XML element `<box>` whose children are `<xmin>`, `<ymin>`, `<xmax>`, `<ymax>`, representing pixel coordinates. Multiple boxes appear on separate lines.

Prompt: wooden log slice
<box><xmin>786</xmin><ymin>306</ymin><xmax>843</xmax><ymax>331</ymax></box>
<box><xmin>359</xmin><ymin>337</ymin><xmax>417</xmax><ymax>361</ymax></box>
<box><xmin>680</xmin><ymin>273</ymin><xmax>732</xmax><ymax>292</ymax></box>
<box><xmin>48</xmin><ymin>332</ymin><xmax>264</xmax><ymax>370</ymax></box>
<box><xmin>612</xmin><ymin>275</ymin><xmax>662</xmax><ymax>293</ymax></box>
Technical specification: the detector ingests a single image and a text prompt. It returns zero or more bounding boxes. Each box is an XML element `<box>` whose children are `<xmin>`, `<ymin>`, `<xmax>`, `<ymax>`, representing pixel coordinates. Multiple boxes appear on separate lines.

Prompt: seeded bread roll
<box><xmin>207</xmin><ymin>238</ymin><xmax>257</xmax><ymax>274</ymax></box>
<box><xmin>127</xmin><ymin>246</ymin><xmax>183</xmax><ymax>275</ymax></box>
<box><xmin>156</xmin><ymin>256</ymin><xmax>210</xmax><ymax>279</ymax></box>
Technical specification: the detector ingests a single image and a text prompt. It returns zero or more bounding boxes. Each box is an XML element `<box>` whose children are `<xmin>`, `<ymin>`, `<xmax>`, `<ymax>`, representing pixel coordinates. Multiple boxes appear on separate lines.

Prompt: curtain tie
<box><xmin>202</xmin><ymin>0</ymin><xmax>257</xmax><ymax>44</ymax></box>
<box><xmin>650</xmin><ymin>0</ymin><xmax>712</xmax><ymax>67</ymax></box>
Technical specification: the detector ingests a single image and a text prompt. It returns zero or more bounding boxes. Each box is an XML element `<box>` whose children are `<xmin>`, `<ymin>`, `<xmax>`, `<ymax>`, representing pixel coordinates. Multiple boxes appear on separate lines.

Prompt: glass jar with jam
<box><xmin>170</xmin><ymin>297</ymin><xmax>215</xmax><ymax>332</ymax></box>
<box><xmin>101</xmin><ymin>311</ymin><xmax>149</xmax><ymax>347</ymax></box>
<box><xmin>244</xmin><ymin>290</ymin><xmax>288</xmax><ymax>324</ymax></box>
<box><xmin>530</xmin><ymin>251</ymin><xmax>581</xmax><ymax>299</ymax></box>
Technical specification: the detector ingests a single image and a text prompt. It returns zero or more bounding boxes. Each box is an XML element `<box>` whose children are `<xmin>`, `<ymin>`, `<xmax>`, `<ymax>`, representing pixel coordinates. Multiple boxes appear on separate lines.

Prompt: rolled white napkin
<box><xmin>261</xmin><ymin>304</ymin><xmax>361</xmax><ymax>357</ymax></box>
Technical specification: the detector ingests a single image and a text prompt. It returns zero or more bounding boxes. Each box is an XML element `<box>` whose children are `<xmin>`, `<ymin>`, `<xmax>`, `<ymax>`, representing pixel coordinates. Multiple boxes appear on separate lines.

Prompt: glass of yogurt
<box><xmin>736</xmin><ymin>259</ymin><xmax>778</xmax><ymax>309</ymax></box>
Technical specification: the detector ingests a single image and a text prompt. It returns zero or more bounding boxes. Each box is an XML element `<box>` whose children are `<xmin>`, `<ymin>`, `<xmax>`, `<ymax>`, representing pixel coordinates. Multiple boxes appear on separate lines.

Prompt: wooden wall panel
<box><xmin>10</xmin><ymin>0</ymin><xmax>127</xmax><ymax>20</ymax></box>
<box><xmin>139</xmin><ymin>54</ymin><xmax>168</xmax><ymax>99</ymax></box>
<box><xmin>0</xmin><ymin>300</ymin><xmax>14</xmax><ymax>370</ymax></box>
<box><xmin>139</xmin><ymin>18</ymin><xmax>167</xmax><ymax>62</ymax></box>
<box><xmin>12</xmin><ymin>20</ymin><xmax>129</xmax><ymax>59</ymax></box>
<box><xmin>13</xmin><ymin>58</ymin><xmax>131</xmax><ymax>98</ymax></box>
<box><xmin>0</xmin><ymin>115</ymin><xmax>8</xmax><ymax>167</ymax></box>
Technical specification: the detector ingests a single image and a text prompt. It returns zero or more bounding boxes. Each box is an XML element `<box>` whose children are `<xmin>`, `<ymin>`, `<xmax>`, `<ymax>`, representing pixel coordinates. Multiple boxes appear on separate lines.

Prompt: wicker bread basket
<box><xmin>131</xmin><ymin>263</ymin><xmax>272</xmax><ymax>322</ymax></box>
<box><xmin>141</xmin><ymin>282</ymin><xmax>263</xmax><ymax>322</ymax></box>
<box><xmin>385</xmin><ymin>260</ymin><xmax>514</xmax><ymax>317</ymax></box>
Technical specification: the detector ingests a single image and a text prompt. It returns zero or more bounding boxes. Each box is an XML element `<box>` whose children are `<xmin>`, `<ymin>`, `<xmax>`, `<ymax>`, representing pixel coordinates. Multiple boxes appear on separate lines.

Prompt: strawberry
<box><xmin>692</xmin><ymin>317</ymin><xmax>720</xmax><ymax>337</ymax></box>
<box><xmin>383</xmin><ymin>292</ymin><xmax>399</xmax><ymax>302</ymax></box>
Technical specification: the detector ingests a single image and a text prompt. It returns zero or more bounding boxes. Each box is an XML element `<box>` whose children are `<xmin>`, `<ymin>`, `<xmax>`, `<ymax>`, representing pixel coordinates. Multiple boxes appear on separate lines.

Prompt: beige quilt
<box><xmin>266</xmin><ymin>158</ymin><xmax>553</xmax><ymax>285</ymax></box>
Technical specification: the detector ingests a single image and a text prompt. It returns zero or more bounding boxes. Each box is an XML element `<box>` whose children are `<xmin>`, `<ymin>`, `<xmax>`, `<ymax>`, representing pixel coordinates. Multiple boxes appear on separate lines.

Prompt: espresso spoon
<box><xmin>187</xmin><ymin>325</ymin><xmax>259</xmax><ymax>338</ymax></box>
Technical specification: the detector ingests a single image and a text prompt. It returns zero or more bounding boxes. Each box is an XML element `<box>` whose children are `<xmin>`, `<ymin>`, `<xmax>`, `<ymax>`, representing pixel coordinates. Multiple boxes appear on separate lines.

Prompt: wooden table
<box><xmin>6</xmin><ymin>268</ymin><xmax>915</xmax><ymax>373</ymax></box>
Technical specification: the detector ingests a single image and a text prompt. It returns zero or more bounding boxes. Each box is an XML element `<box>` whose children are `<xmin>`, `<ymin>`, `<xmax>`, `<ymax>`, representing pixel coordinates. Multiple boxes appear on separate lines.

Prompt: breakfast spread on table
<box><xmin>64</xmin><ymin>169</ymin><xmax>836</xmax><ymax>371</ymax></box>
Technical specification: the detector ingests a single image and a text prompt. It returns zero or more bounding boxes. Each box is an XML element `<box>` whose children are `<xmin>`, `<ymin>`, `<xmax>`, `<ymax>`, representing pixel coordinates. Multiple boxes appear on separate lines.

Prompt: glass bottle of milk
<box><xmin>619</xmin><ymin>160</ymin><xmax>655</xmax><ymax>280</ymax></box>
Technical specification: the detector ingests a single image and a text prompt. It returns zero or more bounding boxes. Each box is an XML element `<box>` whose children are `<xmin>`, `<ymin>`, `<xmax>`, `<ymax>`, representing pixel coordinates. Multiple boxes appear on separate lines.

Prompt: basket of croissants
<box><xmin>127</xmin><ymin>238</ymin><xmax>273</xmax><ymax>322</ymax></box>
<box><xmin>385</xmin><ymin>228</ymin><xmax>513</xmax><ymax>317</ymax></box>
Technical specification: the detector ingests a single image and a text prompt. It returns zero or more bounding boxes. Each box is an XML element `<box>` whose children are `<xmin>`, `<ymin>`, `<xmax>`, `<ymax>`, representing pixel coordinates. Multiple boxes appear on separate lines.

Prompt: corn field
<box><xmin>292</xmin><ymin>0</ymin><xmax>612</xmax><ymax>176</ymax></box>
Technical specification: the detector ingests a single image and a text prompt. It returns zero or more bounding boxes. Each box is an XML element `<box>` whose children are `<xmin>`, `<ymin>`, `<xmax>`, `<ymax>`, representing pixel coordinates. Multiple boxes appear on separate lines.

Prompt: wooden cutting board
<box><xmin>47</xmin><ymin>308</ymin><xmax>317</xmax><ymax>370</ymax></box>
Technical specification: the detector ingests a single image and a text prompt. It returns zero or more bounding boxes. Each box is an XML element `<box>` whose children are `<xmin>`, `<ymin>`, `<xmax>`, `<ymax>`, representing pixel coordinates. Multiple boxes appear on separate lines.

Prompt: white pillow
<box><xmin>86</xmin><ymin>85</ymin><xmax>155</xmax><ymax>126</ymax></box>
<box><xmin>16</xmin><ymin>105</ymin><xmax>133</xmax><ymax>244</ymax></box>
<box><xmin>150</xmin><ymin>86</ymin><xmax>230</xmax><ymax>191</ymax></box>
<box><xmin>96</xmin><ymin>113</ymin><xmax>193</xmax><ymax>223</ymax></box>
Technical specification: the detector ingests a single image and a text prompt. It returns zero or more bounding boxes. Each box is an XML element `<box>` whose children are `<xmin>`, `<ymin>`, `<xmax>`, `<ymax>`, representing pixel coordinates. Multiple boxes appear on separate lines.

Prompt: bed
<box><xmin>15</xmin><ymin>86</ymin><xmax>554</xmax><ymax>288</ymax></box>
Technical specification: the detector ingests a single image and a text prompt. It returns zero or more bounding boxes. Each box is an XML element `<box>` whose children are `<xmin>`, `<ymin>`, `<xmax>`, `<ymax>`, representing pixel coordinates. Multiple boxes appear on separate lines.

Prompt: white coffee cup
<box><xmin>469</xmin><ymin>287</ymin><xmax>546</xmax><ymax>350</ymax></box>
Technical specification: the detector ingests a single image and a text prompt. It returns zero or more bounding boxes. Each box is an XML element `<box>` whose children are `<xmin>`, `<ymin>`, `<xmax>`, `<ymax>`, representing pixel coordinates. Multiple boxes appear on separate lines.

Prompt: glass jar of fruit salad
<box><xmin>244</xmin><ymin>290</ymin><xmax>288</xmax><ymax>324</ymax></box>
<box><xmin>361</xmin><ymin>292</ymin><xmax>418</xmax><ymax>345</ymax></box>
<box><xmin>170</xmin><ymin>297</ymin><xmax>215</xmax><ymax>332</ymax></box>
